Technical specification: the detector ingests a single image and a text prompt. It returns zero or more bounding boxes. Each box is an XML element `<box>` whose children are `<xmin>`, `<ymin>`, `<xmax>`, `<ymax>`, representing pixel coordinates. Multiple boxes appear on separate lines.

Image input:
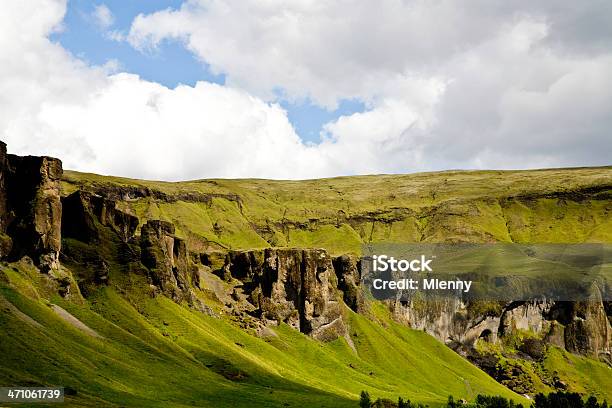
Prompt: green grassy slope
<box><xmin>473</xmin><ymin>330</ymin><xmax>612</xmax><ymax>401</ymax></box>
<box><xmin>543</xmin><ymin>347</ymin><xmax>612</xmax><ymax>401</ymax></box>
<box><xmin>1</xmin><ymin>167</ymin><xmax>610</xmax><ymax>406</ymax></box>
<box><xmin>63</xmin><ymin>167</ymin><xmax>612</xmax><ymax>254</ymax></box>
<box><xmin>0</xmin><ymin>263</ymin><xmax>523</xmax><ymax>407</ymax></box>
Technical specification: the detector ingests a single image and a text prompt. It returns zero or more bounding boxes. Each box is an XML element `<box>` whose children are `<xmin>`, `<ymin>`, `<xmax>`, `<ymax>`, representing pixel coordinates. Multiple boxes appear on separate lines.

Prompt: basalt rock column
<box><xmin>140</xmin><ymin>220</ymin><xmax>192</xmax><ymax>302</ymax></box>
<box><xmin>5</xmin><ymin>152</ymin><xmax>63</xmax><ymax>271</ymax></box>
<box><xmin>225</xmin><ymin>248</ymin><xmax>346</xmax><ymax>341</ymax></box>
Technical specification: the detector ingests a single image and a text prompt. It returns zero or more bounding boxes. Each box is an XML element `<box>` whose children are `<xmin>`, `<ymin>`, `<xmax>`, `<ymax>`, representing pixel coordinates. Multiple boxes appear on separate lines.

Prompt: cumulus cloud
<box><xmin>127</xmin><ymin>0</ymin><xmax>612</xmax><ymax>172</ymax></box>
<box><xmin>0</xmin><ymin>0</ymin><xmax>326</xmax><ymax>180</ymax></box>
<box><xmin>37</xmin><ymin>75</ymin><xmax>331</xmax><ymax>180</ymax></box>
<box><xmin>0</xmin><ymin>0</ymin><xmax>610</xmax><ymax>181</ymax></box>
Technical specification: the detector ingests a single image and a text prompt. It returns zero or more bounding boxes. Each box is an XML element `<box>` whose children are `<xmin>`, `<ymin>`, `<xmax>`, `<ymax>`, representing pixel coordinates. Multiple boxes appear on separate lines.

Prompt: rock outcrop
<box><xmin>389</xmin><ymin>295</ymin><xmax>611</xmax><ymax>363</ymax></box>
<box><xmin>140</xmin><ymin>220</ymin><xmax>194</xmax><ymax>302</ymax></box>
<box><xmin>224</xmin><ymin>248</ymin><xmax>347</xmax><ymax>341</ymax></box>
<box><xmin>0</xmin><ymin>141</ymin><xmax>63</xmax><ymax>271</ymax></box>
<box><xmin>498</xmin><ymin>297</ymin><xmax>611</xmax><ymax>361</ymax></box>
<box><xmin>548</xmin><ymin>296</ymin><xmax>612</xmax><ymax>362</ymax></box>
<box><xmin>0</xmin><ymin>142</ymin><xmax>11</xmax><ymax>258</ymax></box>
<box><xmin>139</xmin><ymin>220</ymin><xmax>212</xmax><ymax>314</ymax></box>
<box><xmin>62</xmin><ymin>190</ymin><xmax>138</xmax><ymax>243</ymax></box>
<box><xmin>332</xmin><ymin>254</ymin><xmax>366</xmax><ymax>314</ymax></box>
<box><xmin>499</xmin><ymin>300</ymin><xmax>554</xmax><ymax>337</ymax></box>
<box><xmin>390</xmin><ymin>297</ymin><xmax>490</xmax><ymax>345</ymax></box>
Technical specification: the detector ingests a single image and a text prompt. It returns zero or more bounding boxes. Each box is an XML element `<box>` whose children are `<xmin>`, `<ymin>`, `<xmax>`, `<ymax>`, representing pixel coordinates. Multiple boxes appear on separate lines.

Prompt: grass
<box><xmin>0</xmin><ymin>166</ymin><xmax>610</xmax><ymax>406</ymax></box>
<box><xmin>63</xmin><ymin>167</ymin><xmax>612</xmax><ymax>255</ymax></box>
<box><xmin>0</xmin><ymin>273</ymin><xmax>525</xmax><ymax>407</ymax></box>
<box><xmin>543</xmin><ymin>347</ymin><xmax>612</xmax><ymax>402</ymax></box>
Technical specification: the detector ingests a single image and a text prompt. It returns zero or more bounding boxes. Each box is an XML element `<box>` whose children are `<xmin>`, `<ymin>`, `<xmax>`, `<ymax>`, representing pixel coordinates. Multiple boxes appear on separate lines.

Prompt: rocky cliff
<box><xmin>140</xmin><ymin>220</ymin><xmax>194</xmax><ymax>302</ymax></box>
<box><xmin>62</xmin><ymin>190</ymin><xmax>138</xmax><ymax>243</ymax></box>
<box><xmin>0</xmin><ymin>141</ymin><xmax>62</xmax><ymax>271</ymax></box>
<box><xmin>221</xmin><ymin>248</ymin><xmax>349</xmax><ymax>341</ymax></box>
<box><xmin>60</xmin><ymin>188</ymin><xmax>207</xmax><ymax>311</ymax></box>
<box><xmin>389</xmin><ymin>294</ymin><xmax>611</xmax><ymax>357</ymax></box>
<box><xmin>0</xmin><ymin>142</ymin><xmax>10</xmax><ymax>257</ymax></box>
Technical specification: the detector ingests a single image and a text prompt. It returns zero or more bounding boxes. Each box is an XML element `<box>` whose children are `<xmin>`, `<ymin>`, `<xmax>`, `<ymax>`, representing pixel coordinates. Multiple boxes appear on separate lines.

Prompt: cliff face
<box><xmin>62</xmin><ymin>190</ymin><xmax>138</xmax><ymax>243</ymax></box>
<box><xmin>333</xmin><ymin>254</ymin><xmax>366</xmax><ymax>314</ymax></box>
<box><xmin>140</xmin><ymin>220</ymin><xmax>193</xmax><ymax>301</ymax></box>
<box><xmin>0</xmin><ymin>142</ymin><xmax>63</xmax><ymax>271</ymax></box>
<box><xmin>0</xmin><ymin>142</ymin><xmax>10</xmax><ymax>257</ymax></box>
<box><xmin>389</xmin><ymin>296</ymin><xmax>611</xmax><ymax>363</ymax></box>
<box><xmin>138</xmin><ymin>220</ymin><xmax>212</xmax><ymax>314</ymax></box>
<box><xmin>223</xmin><ymin>248</ymin><xmax>347</xmax><ymax>341</ymax></box>
<box><xmin>553</xmin><ymin>297</ymin><xmax>612</xmax><ymax>360</ymax></box>
<box><xmin>58</xmin><ymin>188</ymin><xmax>209</xmax><ymax>312</ymax></box>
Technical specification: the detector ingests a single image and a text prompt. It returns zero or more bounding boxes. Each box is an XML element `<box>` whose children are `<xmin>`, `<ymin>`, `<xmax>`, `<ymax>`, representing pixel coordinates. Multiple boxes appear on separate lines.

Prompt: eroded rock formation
<box><xmin>332</xmin><ymin>254</ymin><xmax>367</xmax><ymax>314</ymax></box>
<box><xmin>223</xmin><ymin>248</ymin><xmax>347</xmax><ymax>341</ymax></box>
<box><xmin>140</xmin><ymin>220</ymin><xmax>196</xmax><ymax>302</ymax></box>
<box><xmin>389</xmin><ymin>295</ymin><xmax>611</xmax><ymax>363</ymax></box>
<box><xmin>0</xmin><ymin>141</ymin><xmax>63</xmax><ymax>271</ymax></box>
<box><xmin>0</xmin><ymin>142</ymin><xmax>11</xmax><ymax>257</ymax></box>
<box><xmin>548</xmin><ymin>295</ymin><xmax>612</xmax><ymax>361</ymax></box>
<box><xmin>62</xmin><ymin>190</ymin><xmax>138</xmax><ymax>243</ymax></box>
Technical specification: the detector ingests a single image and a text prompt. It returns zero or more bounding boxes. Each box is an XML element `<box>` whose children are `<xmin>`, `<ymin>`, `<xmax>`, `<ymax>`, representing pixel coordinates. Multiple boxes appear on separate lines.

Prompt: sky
<box><xmin>1</xmin><ymin>1</ymin><xmax>611</xmax><ymax>180</ymax></box>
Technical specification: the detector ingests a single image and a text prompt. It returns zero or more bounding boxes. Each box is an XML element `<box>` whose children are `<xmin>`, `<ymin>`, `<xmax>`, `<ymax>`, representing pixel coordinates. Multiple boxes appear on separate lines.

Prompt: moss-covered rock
<box><xmin>62</xmin><ymin>190</ymin><xmax>138</xmax><ymax>243</ymax></box>
<box><xmin>1</xmin><ymin>144</ymin><xmax>62</xmax><ymax>271</ymax></box>
<box><xmin>223</xmin><ymin>248</ymin><xmax>347</xmax><ymax>340</ymax></box>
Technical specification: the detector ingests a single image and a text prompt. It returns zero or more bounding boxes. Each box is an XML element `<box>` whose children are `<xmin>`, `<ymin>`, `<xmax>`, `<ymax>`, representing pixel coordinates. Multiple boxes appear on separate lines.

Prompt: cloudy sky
<box><xmin>1</xmin><ymin>1</ymin><xmax>611</xmax><ymax>180</ymax></box>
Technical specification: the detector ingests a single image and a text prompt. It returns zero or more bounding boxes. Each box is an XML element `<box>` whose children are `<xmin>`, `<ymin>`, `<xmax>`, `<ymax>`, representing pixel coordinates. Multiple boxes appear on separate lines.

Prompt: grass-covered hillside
<box><xmin>1</xmin><ymin>166</ymin><xmax>610</xmax><ymax>407</ymax></box>
<box><xmin>1</xmin><ymin>259</ymin><xmax>523</xmax><ymax>407</ymax></box>
<box><xmin>63</xmin><ymin>167</ymin><xmax>612</xmax><ymax>255</ymax></box>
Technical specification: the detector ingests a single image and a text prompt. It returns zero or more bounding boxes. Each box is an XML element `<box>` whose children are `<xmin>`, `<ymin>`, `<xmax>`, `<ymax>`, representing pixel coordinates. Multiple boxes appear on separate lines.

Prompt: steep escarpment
<box><xmin>390</xmin><ymin>296</ymin><xmax>612</xmax><ymax>357</ymax></box>
<box><xmin>139</xmin><ymin>219</ymin><xmax>210</xmax><ymax>312</ymax></box>
<box><xmin>60</xmin><ymin>186</ymin><xmax>210</xmax><ymax>312</ymax></box>
<box><xmin>333</xmin><ymin>254</ymin><xmax>366</xmax><ymax>314</ymax></box>
<box><xmin>0</xmin><ymin>142</ymin><xmax>62</xmax><ymax>271</ymax></box>
<box><xmin>62</xmin><ymin>190</ymin><xmax>139</xmax><ymax>243</ymax></box>
<box><xmin>550</xmin><ymin>298</ymin><xmax>611</xmax><ymax>360</ymax></box>
<box><xmin>385</xmin><ymin>294</ymin><xmax>611</xmax><ymax>395</ymax></box>
<box><xmin>221</xmin><ymin>248</ymin><xmax>350</xmax><ymax>341</ymax></box>
<box><xmin>60</xmin><ymin>164</ymin><xmax>612</xmax><ymax>351</ymax></box>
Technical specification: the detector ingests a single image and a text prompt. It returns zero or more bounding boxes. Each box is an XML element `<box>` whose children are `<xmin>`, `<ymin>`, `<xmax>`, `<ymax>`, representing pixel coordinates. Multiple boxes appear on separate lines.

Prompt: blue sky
<box><xmin>52</xmin><ymin>0</ymin><xmax>365</xmax><ymax>144</ymax></box>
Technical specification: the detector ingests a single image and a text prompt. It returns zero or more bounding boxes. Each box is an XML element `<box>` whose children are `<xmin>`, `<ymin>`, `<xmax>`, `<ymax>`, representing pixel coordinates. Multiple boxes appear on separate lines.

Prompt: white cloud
<box><xmin>92</xmin><ymin>4</ymin><xmax>114</xmax><ymax>30</ymax></box>
<box><xmin>35</xmin><ymin>74</ymin><xmax>332</xmax><ymax>180</ymax></box>
<box><xmin>126</xmin><ymin>2</ymin><xmax>612</xmax><ymax>106</ymax></box>
<box><xmin>127</xmin><ymin>1</ymin><xmax>612</xmax><ymax>171</ymax></box>
<box><xmin>0</xmin><ymin>0</ymin><xmax>610</xmax><ymax>181</ymax></box>
<box><xmin>0</xmin><ymin>0</ymin><xmax>331</xmax><ymax>180</ymax></box>
<box><xmin>106</xmin><ymin>30</ymin><xmax>125</xmax><ymax>42</ymax></box>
